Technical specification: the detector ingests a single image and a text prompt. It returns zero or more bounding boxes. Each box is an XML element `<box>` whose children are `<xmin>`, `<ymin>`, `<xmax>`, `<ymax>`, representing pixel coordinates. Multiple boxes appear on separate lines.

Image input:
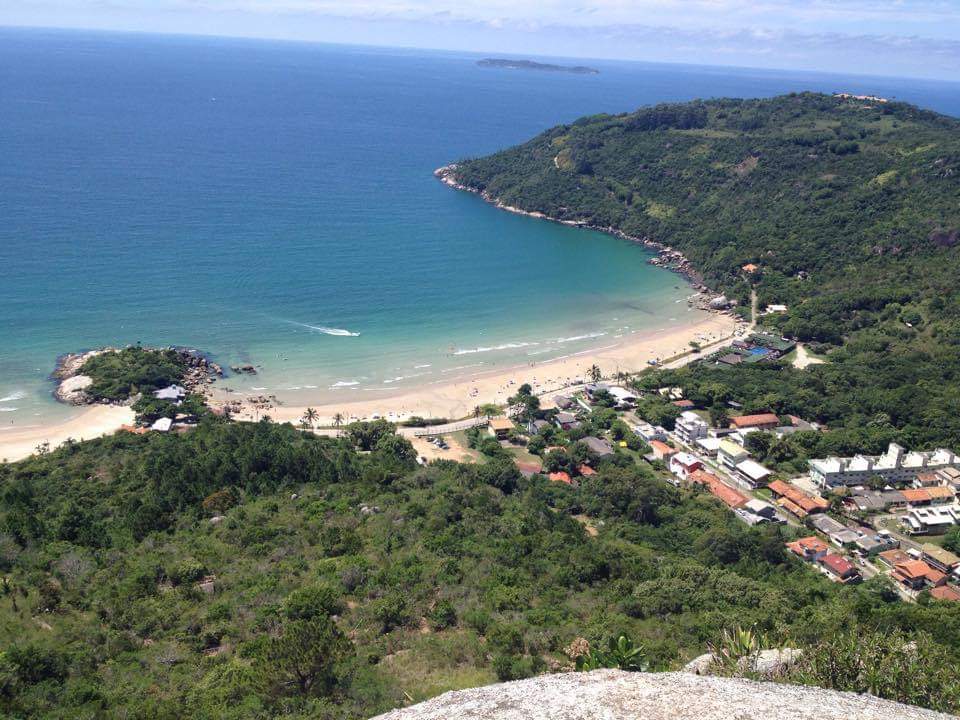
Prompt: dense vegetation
<box><xmin>80</xmin><ymin>347</ymin><xmax>187</xmax><ymax>402</ymax></box>
<box><xmin>452</xmin><ymin>93</ymin><xmax>960</xmax><ymax>448</ymax></box>
<box><xmin>2</xmin><ymin>418</ymin><xmax>960</xmax><ymax>717</ymax></box>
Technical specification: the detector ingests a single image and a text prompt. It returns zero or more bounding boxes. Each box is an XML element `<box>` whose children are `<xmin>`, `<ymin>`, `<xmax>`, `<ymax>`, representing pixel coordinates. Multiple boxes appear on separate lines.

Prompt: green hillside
<box><xmin>451</xmin><ymin>93</ymin><xmax>960</xmax><ymax>450</ymax></box>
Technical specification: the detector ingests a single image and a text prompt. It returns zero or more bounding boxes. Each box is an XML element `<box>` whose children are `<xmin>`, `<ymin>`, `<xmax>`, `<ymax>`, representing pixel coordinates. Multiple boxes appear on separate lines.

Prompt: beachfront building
<box><xmin>675</xmin><ymin>411</ymin><xmax>708</xmax><ymax>444</ymax></box>
<box><xmin>809</xmin><ymin>442</ymin><xmax>960</xmax><ymax>489</ymax></box>
<box><xmin>488</xmin><ymin>417</ymin><xmax>515</xmax><ymax>440</ymax></box>
<box><xmin>607</xmin><ymin>386</ymin><xmax>638</xmax><ymax>409</ymax></box>
<box><xmin>717</xmin><ymin>439</ymin><xmax>750</xmax><ymax>471</ymax></box>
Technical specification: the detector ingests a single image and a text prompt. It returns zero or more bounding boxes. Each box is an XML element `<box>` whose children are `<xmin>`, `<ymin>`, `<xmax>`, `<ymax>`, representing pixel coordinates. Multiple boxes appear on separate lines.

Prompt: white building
<box><xmin>718</xmin><ymin>439</ymin><xmax>750</xmax><ymax>470</ymax></box>
<box><xmin>735</xmin><ymin>459</ymin><xmax>773</xmax><ymax>488</ymax></box>
<box><xmin>634</xmin><ymin>423</ymin><xmax>667</xmax><ymax>443</ymax></box>
<box><xmin>607</xmin><ymin>386</ymin><xmax>638</xmax><ymax>408</ymax></box>
<box><xmin>669</xmin><ymin>452</ymin><xmax>703</xmax><ymax>481</ymax></box>
<box><xmin>695</xmin><ymin>437</ymin><xmax>722</xmax><ymax>456</ymax></box>
<box><xmin>902</xmin><ymin>507</ymin><xmax>960</xmax><ymax>535</ymax></box>
<box><xmin>674</xmin><ymin>411</ymin><xmax>708</xmax><ymax>444</ymax></box>
<box><xmin>809</xmin><ymin>443</ymin><xmax>960</xmax><ymax>489</ymax></box>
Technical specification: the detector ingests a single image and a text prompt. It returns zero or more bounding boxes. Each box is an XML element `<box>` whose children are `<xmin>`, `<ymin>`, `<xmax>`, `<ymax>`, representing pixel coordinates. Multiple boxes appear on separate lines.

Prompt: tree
<box><xmin>332</xmin><ymin>412</ymin><xmax>344</xmax><ymax>436</ymax></box>
<box><xmin>588</xmin><ymin>365</ymin><xmax>602</xmax><ymax>383</ymax></box>
<box><xmin>263</xmin><ymin>616</ymin><xmax>351</xmax><ymax>696</ymax></box>
<box><xmin>301</xmin><ymin>407</ymin><xmax>318</xmax><ymax>428</ymax></box>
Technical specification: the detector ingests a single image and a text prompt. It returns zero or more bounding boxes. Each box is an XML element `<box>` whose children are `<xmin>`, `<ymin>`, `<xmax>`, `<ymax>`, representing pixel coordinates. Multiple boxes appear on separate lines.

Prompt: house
<box><xmin>914</xmin><ymin>471</ymin><xmax>943</xmax><ymax>488</ymax></box>
<box><xmin>930</xmin><ymin>585</ymin><xmax>960</xmax><ymax>602</ymax></box>
<box><xmin>578</xmin><ymin>465</ymin><xmax>597</xmax><ymax>477</ymax></box>
<box><xmin>717</xmin><ymin>439</ymin><xmax>750</xmax><ymax>470</ymax></box>
<box><xmin>151</xmin><ymin>417</ymin><xmax>173</xmax><ymax>432</ymax></box>
<box><xmin>581</xmin><ymin>436</ymin><xmax>614</xmax><ymax>458</ymax></box>
<box><xmin>649</xmin><ymin>440</ymin><xmax>677</xmax><ymax>461</ymax></box>
<box><xmin>695</xmin><ymin>437</ymin><xmax>722</xmax><ymax>456</ymax></box>
<box><xmin>844</xmin><ymin>490</ymin><xmax>905</xmax><ymax>513</ymax></box>
<box><xmin>936</xmin><ymin>467</ymin><xmax>960</xmax><ymax>490</ymax></box>
<box><xmin>553</xmin><ymin>395</ymin><xmax>575</xmax><ymax>410</ymax></box>
<box><xmin>154</xmin><ymin>384</ymin><xmax>186</xmax><ymax>401</ymax></box>
<box><xmin>675</xmin><ymin>411</ymin><xmax>708</xmax><ymax>444</ymax></box>
<box><xmin>607</xmin><ymin>386</ymin><xmax>638</xmax><ymax>408</ymax></box>
<box><xmin>891</xmin><ymin>560</ymin><xmax>946</xmax><ymax>591</ymax></box>
<box><xmin>809</xmin><ymin>442</ymin><xmax>960</xmax><ymax>489</ymax></box>
<box><xmin>526</xmin><ymin>419</ymin><xmax>550</xmax><ymax>435</ymax></box>
<box><xmin>921</xmin><ymin>544</ymin><xmax>960</xmax><ymax>574</ymax></box>
<box><xmin>669</xmin><ymin>452</ymin><xmax>703</xmax><ymax>481</ymax></box>
<box><xmin>878</xmin><ymin>549</ymin><xmax>912</xmax><ymax>568</ymax></box>
<box><xmin>672</xmin><ymin>399</ymin><xmax>696</xmax><ymax>410</ymax></box>
<box><xmin>555</xmin><ymin>412</ymin><xmax>580</xmax><ymax>431</ymax></box>
<box><xmin>855</xmin><ymin>534</ymin><xmax>893</xmax><ymax>556</ymax></box>
<box><xmin>634</xmin><ymin>423</ymin><xmax>667</xmax><ymax>442</ymax></box>
<box><xmin>902</xmin><ymin>506</ymin><xmax>960</xmax><ymax>535</ymax></box>
<box><xmin>729</xmin><ymin>413</ymin><xmax>780</xmax><ymax>431</ymax></box>
<box><xmin>488</xmin><ymin>417</ymin><xmax>514</xmax><ymax>440</ymax></box>
<box><xmin>689</xmin><ymin>469</ymin><xmax>748</xmax><ymax>509</ymax></box>
<box><xmin>818</xmin><ymin>553</ymin><xmax>862</xmax><ymax>584</ymax></box>
<box><xmin>829</xmin><ymin>529</ymin><xmax>861</xmax><ymax>548</ymax></box>
<box><xmin>548</xmin><ymin>471</ymin><xmax>573</xmax><ymax>485</ymax></box>
<box><xmin>785</xmin><ymin>536</ymin><xmax>829</xmax><ymax>561</ymax></box>
<box><xmin>768</xmin><ymin>479</ymin><xmax>829</xmax><ymax>517</ymax></box>
<box><xmin>735</xmin><ymin>459</ymin><xmax>772</xmax><ymax>488</ymax></box>
<box><xmin>742</xmin><ymin>263</ymin><xmax>759</xmax><ymax>274</ymax></box>
<box><xmin>742</xmin><ymin>498</ymin><xmax>778</xmax><ymax>522</ymax></box>
<box><xmin>808</xmin><ymin>514</ymin><xmax>846</xmax><ymax>535</ymax></box>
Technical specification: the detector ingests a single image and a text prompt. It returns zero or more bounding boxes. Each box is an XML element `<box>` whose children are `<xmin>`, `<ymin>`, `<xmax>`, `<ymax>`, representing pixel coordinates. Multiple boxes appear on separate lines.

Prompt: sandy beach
<box><xmin>0</xmin><ymin>311</ymin><xmax>738</xmax><ymax>463</ymax></box>
<box><xmin>222</xmin><ymin>311</ymin><xmax>738</xmax><ymax>426</ymax></box>
<box><xmin>0</xmin><ymin>405</ymin><xmax>135</xmax><ymax>463</ymax></box>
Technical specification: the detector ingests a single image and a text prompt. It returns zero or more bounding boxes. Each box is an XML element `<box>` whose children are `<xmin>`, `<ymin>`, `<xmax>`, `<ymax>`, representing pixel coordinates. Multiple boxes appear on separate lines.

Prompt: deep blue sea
<box><xmin>2</xmin><ymin>28</ymin><xmax>959</xmax><ymax>425</ymax></box>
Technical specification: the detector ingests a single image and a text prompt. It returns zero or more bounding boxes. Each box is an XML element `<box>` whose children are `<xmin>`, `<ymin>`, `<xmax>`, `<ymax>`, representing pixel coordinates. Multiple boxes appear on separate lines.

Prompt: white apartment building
<box><xmin>674</xmin><ymin>411</ymin><xmax>708</xmax><ymax>444</ymax></box>
<box><xmin>809</xmin><ymin>442</ymin><xmax>960</xmax><ymax>489</ymax></box>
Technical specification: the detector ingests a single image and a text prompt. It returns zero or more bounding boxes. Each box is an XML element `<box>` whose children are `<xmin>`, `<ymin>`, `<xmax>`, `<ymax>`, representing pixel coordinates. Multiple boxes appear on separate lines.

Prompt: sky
<box><xmin>3</xmin><ymin>1</ymin><xmax>960</xmax><ymax>81</ymax></box>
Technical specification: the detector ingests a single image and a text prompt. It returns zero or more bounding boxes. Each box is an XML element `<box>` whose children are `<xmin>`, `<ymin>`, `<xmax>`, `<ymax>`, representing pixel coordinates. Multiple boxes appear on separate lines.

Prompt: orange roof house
<box><xmin>548</xmin><ymin>471</ymin><xmax>573</xmax><ymax>485</ymax></box>
<box><xmin>785</xmin><ymin>536</ymin><xmax>829</xmax><ymax>560</ymax></box>
<box><xmin>730</xmin><ymin>413</ymin><xmax>780</xmax><ymax>430</ymax></box>
<box><xmin>689</xmin><ymin>469</ymin><xmax>748</xmax><ymax>509</ymax></box>
<box><xmin>578</xmin><ymin>465</ymin><xmax>597</xmax><ymax>477</ymax></box>
<box><xmin>768</xmin><ymin>480</ymin><xmax>829</xmax><ymax>515</ymax></box>
<box><xmin>930</xmin><ymin>585</ymin><xmax>960</xmax><ymax>602</ymax></box>
<box><xmin>649</xmin><ymin>440</ymin><xmax>678</xmax><ymax>460</ymax></box>
<box><xmin>892</xmin><ymin>560</ymin><xmax>947</xmax><ymax>591</ymax></box>
<box><xmin>742</xmin><ymin>263</ymin><xmax>759</xmax><ymax>273</ymax></box>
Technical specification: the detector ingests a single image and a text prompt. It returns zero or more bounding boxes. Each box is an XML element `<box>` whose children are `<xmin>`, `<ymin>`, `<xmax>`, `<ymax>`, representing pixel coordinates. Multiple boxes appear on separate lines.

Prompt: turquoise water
<box><xmin>2</xmin><ymin>28</ymin><xmax>959</xmax><ymax>425</ymax></box>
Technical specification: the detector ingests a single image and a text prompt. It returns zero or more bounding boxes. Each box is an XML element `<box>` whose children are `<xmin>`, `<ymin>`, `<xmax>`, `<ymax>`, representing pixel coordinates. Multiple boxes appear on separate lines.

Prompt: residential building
<box><xmin>553</xmin><ymin>395</ymin><xmax>574</xmax><ymax>410</ymax></box>
<box><xmin>785</xmin><ymin>536</ymin><xmax>829</xmax><ymax>562</ymax></box>
<box><xmin>738</xmin><ymin>499</ymin><xmax>779</xmax><ymax>526</ymax></box>
<box><xmin>689</xmin><ymin>469</ymin><xmax>747</xmax><ymax>509</ymax></box>
<box><xmin>855</xmin><ymin>533</ymin><xmax>898</xmax><ymax>556</ymax></box>
<box><xmin>930</xmin><ymin>585</ymin><xmax>960</xmax><ymax>602</ymax></box>
<box><xmin>695</xmin><ymin>437</ymin><xmax>722</xmax><ymax>456</ymax></box>
<box><xmin>607</xmin><ymin>386</ymin><xmax>638</xmax><ymax>408</ymax></box>
<box><xmin>526</xmin><ymin>419</ymin><xmax>550</xmax><ymax>435</ymax></box>
<box><xmin>809</xmin><ymin>442</ymin><xmax>960</xmax><ymax>489</ymax></box>
<box><xmin>902</xmin><ymin>506</ymin><xmax>960</xmax><ymax>535</ymax></box>
<box><xmin>672</xmin><ymin>399</ymin><xmax>696</xmax><ymax>410</ymax></box>
<box><xmin>634</xmin><ymin>423</ymin><xmax>667</xmax><ymax>443</ymax></box>
<box><xmin>843</xmin><ymin>490</ymin><xmax>906</xmax><ymax>513</ymax></box>
<box><xmin>581</xmin><ymin>436</ymin><xmax>614</xmax><ymax>459</ymax></box>
<box><xmin>675</xmin><ymin>411</ymin><xmax>708</xmax><ymax>444</ymax></box>
<box><xmin>768</xmin><ymin>479</ymin><xmax>829</xmax><ymax>518</ymax></box>
<box><xmin>154</xmin><ymin>385</ymin><xmax>186</xmax><ymax>401</ymax></box>
<box><xmin>151</xmin><ymin>417</ymin><xmax>173</xmax><ymax>432</ymax></box>
<box><xmin>914</xmin><ymin>471</ymin><xmax>943</xmax><ymax>488</ymax></box>
<box><xmin>878</xmin><ymin>548</ymin><xmax>912</xmax><ymax>568</ymax></box>
<box><xmin>669</xmin><ymin>452</ymin><xmax>703</xmax><ymax>481</ymax></box>
<box><xmin>649</xmin><ymin>440</ymin><xmax>678</xmax><ymax>461</ymax></box>
<box><xmin>555</xmin><ymin>412</ymin><xmax>580</xmax><ymax>431</ymax></box>
<box><xmin>548</xmin><ymin>471</ymin><xmax>573</xmax><ymax>485</ymax></box>
<box><xmin>808</xmin><ymin>514</ymin><xmax>846</xmax><ymax>535</ymax></box>
<box><xmin>902</xmin><ymin>486</ymin><xmax>955</xmax><ymax>506</ymax></box>
<box><xmin>729</xmin><ymin>413</ymin><xmax>780</xmax><ymax>431</ymax></box>
<box><xmin>921</xmin><ymin>544</ymin><xmax>960</xmax><ymax>574</ymax></box>
<box><xmin>892</xmin><ymin>560</ymin><xmax>946</xmax><ymax>592</ymax></box>
<box><xmin>818</xmin><ymin>553</ymin><xmax>862</xmax><ymax>584</ymax></box>
<box><xmin>718</xmin><ymin>439</ymin><xmax>750</xmax><ymax>470</ymax></box>
<box><xmin>488</xmin><ymin>417</ymin><xmax>514</xmax><ymax>439</ymax></box>
<box><xmin>829</xmin><ymin>529</ymin><xmax>862</xmax><ymax>548</ymax></box>
<box><xmin>735</xmin><ymin>459</ymin><xmax>773</xmax><ymax>488</ymax></box>
<box><xmin>936</xmin><ymin>467</ymin><xmax>960</xmax><ymax>490</ymax></box>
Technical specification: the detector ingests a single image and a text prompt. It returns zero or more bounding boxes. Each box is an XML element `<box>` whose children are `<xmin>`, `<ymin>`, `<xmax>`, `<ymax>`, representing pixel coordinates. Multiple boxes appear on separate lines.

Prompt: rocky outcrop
<box><xmin>54</xmin><ymin>375</ymin><xmax>93</xmax><ymax>405</ymax></box>
<box><xmin>369</xmin><ymin>670</ymin><xmax>952</xmax><ymax>720</ymax></box>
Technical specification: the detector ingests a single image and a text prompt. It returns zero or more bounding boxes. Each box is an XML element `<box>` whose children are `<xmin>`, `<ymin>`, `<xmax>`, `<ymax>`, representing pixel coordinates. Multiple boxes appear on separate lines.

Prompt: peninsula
<box><xmin>477</xmin><ymin>58</ymin><xmax>600</xmax><ymax>74</ymax></box>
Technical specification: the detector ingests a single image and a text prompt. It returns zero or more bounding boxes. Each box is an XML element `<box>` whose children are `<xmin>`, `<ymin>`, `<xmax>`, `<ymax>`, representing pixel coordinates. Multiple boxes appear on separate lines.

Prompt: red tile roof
<box><xmin>930</xmin><ymin>585</ymin><xmax>960</xmax><ymax>602</ymax></box>
<box><xmin>689</xmin><ymin>469</ymin><xmax>748</xmax><ymax>509</ymax></box>
<box><xmin>672</xmin><ymin>400</ymin><xmax>695</xmax><ymax>409</ymax></box>
<box><xmin>820</xmin><ymin>553</ymin><xmax>856</xmax><ymax>577</ymax></box>
<box><xmin>578</xmin><ymin>465</ymin><xmax>597</xmax><ymax>477</ymax></box>
<box><xmin>730</xmin><ymin>413</ymin><xmax>780</xmax><ymax>429</ymax></box>
<box><xmin>895</xmin><ymin>560</ymin><xmax>935</xmax><ymax>580</ymax></box>
<box><xmin>649</xmin><ymin>440</ymin><xmax>677</xmax><ymax>458</ymax></box>
<box><xmin>768</xmin><ymin>479</ymin><xmax>829</xmax><ymax>514</ymax></box>
<box><xmin>786</xmin><ymin>536</ymin><xmax>829</xmax><ymax>557</ymax></box>
<box><xmin>548</xmin><ymin>471</ymin><xmax>572</xmax><ymax>485</ymax></box>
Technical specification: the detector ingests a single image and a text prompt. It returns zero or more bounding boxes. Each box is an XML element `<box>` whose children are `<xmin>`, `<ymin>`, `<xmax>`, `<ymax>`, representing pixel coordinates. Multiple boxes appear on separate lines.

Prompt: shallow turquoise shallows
<box><xmin>2</xmin><ymin>28</ymin><xmax>959</xmax><ymax>425</ymax></box>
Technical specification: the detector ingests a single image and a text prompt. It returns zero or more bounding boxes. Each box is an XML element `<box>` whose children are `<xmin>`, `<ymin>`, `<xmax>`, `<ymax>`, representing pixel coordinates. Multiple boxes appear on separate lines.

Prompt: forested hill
<box><xmin>450</xmin><ymin>93</ymin><xmax>960</xmax><ymax>450</ymax></box>
<box><xmin>451</xmin><ymin>93</ymin><xmax>959</xmax><ymax>324</ymax></box>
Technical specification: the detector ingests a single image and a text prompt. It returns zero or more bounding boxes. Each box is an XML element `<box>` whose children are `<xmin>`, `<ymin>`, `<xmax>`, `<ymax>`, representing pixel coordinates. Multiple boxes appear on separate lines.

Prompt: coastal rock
<box><xmin>54</xmin><ymin>375</ymin><xmax>93</xmax><ymax>405</ymax></box>
<box><xmin>684</xmin><ymin>648</ymin><xmax>803</xmax><ymax>677</ymax></box>
<box><xmin>369</xmin><ymin>670</ymin><xmax>952</xmax><ymax>720</ymax></box>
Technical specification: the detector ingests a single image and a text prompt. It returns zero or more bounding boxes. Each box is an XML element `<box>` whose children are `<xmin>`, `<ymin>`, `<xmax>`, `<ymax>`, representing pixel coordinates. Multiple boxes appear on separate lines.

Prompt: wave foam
<box><xmin>0</xmin><ymin>407</ymin><xmax>17</xmax><ymax>412</ymax></box>
<box><xmin>454</xmin><ymin>341</ymin><xmax>538</xmax><ymax>356</ymax></box>
<box><xmin>0</xmin><ymin>391</ymin><xmax>26</xmax><ymax>403</ymax></box>
<box><xmin>555</xmin><ymin>332</ymin><xmax>607</xmax><ymax>343</ymax></box>
<box><xmin>330</xmin><ymin>381</ymin><xmax>360</xmax><ymax>389</ymax></box>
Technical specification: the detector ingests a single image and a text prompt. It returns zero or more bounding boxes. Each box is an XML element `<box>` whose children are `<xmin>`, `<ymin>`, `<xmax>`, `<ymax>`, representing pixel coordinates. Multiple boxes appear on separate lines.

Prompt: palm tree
<box><xmin>588</xmin><ymin>364</ymin><xmax>602</xmax><ymax>383</ymax></box>
<box><xmin>473</xmin><ymin>405</ymin><xmax>482</xmax><ymax>420</ymax></box>
<box><xmin>333</xmin><ymin>412</ymin><xmax>344</xmax><ymax>437</ymax></box>
<box><xmin>302</xmin><ymin>407</ymin><xmax>318</xmax><ymax>428</ymax></box>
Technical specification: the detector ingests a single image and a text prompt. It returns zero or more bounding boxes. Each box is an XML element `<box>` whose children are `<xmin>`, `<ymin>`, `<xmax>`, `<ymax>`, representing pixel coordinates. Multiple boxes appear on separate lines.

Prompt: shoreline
<box><xmin>0</xmin><ymin>405</ymin><xmax>135</xmax><ymax>463</ymax></box>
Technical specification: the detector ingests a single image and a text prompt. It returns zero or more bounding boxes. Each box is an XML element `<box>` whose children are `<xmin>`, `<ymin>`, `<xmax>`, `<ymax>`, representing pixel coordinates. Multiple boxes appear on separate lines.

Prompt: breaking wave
<box><xmin>0</xmin><ymin>391</ymin><xmax>26</xmax><ymax>403</ymax></box>
<box><xmin>453</xmin><ymin>341</ymin><xmax>538</xmax><ymax>356</ymax></box>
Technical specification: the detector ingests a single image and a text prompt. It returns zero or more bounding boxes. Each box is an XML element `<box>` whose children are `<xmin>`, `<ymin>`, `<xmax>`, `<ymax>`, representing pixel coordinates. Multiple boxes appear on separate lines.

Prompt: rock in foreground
<box><xmin>369</xmin><ymin>670</ymin><xmax>952</xmax><ymax>720</ymax></box>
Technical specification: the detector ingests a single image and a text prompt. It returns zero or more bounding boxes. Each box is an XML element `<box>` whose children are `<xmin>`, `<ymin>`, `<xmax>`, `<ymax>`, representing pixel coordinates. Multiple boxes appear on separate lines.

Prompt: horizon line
<box><xmin>3</xmin><ymin>22</ymin><xmax>960</xmax><ymax>88</ymax></box>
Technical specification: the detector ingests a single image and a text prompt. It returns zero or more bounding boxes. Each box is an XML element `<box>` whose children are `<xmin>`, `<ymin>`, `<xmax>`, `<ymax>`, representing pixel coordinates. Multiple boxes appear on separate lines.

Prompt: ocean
<box><xmin>2</xmin><ymin>27</ymin><xmax>959</xmax><ymax>425</ymax></box>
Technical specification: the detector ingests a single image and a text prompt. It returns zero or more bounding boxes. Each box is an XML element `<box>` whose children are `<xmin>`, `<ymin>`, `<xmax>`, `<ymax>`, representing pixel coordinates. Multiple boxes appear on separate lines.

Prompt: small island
<box><xmin>477</xmin><ymin>58</ymin><xmax>599</xmax><ymax>75</ymax></box>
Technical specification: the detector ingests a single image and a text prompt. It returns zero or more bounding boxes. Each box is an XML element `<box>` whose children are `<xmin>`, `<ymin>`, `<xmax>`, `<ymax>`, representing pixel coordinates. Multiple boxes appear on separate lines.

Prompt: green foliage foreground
<box><xmin>2</xmin><ymin>420</ymin><xmax>960</xmax><ymax>717</ymax></box>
